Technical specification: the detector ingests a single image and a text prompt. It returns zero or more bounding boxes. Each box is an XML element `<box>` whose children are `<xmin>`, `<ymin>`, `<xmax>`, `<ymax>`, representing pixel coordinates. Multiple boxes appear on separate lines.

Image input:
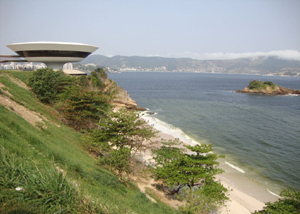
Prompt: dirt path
<box><xmin>6</xmin><ymin>75</ymin><xmax>29</xmax><ymax>90</ymax></box>
<box><xmin>0</xmin><ymin>94</ymin><xmax>46</xmax><ymax>128</ymax></box>
<box><xmin>135</xmin><ymin>177</ymin><xmax>184</xmax><ymax>209</ymax></box>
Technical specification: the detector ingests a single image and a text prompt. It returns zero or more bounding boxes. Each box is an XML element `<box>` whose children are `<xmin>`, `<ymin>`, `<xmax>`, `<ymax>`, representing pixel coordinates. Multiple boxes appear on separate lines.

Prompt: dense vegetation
<box><xmin>248</xmin><ymin>80</ymin><xmax>277</xmax><ymax>91</ymax></box>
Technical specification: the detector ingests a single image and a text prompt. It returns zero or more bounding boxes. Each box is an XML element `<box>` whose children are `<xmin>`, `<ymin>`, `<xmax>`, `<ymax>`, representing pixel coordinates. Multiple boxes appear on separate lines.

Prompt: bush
<box><xmin>264</xmin><ymin>81</ymin><xmax>276</xmax><ymax>89</ymax></box>
<box><xmin>252</xmin><ymin>188</ymin><xmax>300</xmax><ymax>214</ymax></box>
<box><xmin>57</xmin><ymin>86</ymin><xmax>111</xmax><ymax>130</ymax></box>
<box><xmin>249</xmin><ymin>80</ymin><xmax>267</xmax><ymax>90</ymax></box>
<box><xmin>27</xmin><ymin>68</ymin><xmax>71</xmax><ymax>104</ymax></box>
<box><xmin>248</xmin><ymin>80</ymin><xmax>277</xmax><ymax>91</ymax></box>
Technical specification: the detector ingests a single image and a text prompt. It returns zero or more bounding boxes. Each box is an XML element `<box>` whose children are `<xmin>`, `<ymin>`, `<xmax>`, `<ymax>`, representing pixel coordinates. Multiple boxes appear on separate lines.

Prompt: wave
<box><xmin>225</xmin><ymin>161</ymin><xmax>245</xmax><ymax>173</ymax></box>
<box><xmin>140</xmin><ymin>111</ymin><xmax>199</xmax><ymax>146</ymax></box>
<box><xmin>267</xmin><ymin>189</ymin><xmax>281</xmax><ymax>198</ymax></box>
<box><xmin>284</xmin><ymin>94</ymin><xmax>299</xmax><ymax>97</ymax></box>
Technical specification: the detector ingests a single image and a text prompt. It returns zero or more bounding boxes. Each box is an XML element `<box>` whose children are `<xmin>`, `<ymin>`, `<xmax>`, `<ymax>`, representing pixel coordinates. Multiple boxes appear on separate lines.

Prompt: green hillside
<box><xmin>0</xmin><ymin>70</ymin><xmax>178</xmax><ymax>214</ymax></box>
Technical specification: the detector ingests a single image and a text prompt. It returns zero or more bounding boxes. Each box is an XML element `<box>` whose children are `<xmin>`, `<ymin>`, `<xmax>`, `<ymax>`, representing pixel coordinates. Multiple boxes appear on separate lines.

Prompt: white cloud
<box><xmin>165</xmin><ymin>50</ymin><xmax>300</xmax><ymax>61</ymax></box>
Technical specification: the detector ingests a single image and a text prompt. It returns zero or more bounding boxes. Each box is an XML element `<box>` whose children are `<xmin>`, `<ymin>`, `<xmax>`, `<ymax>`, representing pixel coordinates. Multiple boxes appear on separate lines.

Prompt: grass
<box><xmin>0</xmin><ymin>70</ymin><xmax>178</xmax><ymax>214</ymax></box>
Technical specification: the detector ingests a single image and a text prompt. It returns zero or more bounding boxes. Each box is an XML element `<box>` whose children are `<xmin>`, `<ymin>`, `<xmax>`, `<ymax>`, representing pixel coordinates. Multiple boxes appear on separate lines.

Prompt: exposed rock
<box><xmin>86</xmin><ymin>70</ymin><xmax>146</xmax><ymax>111</ymax></box>
<box><xmin>111</xmin><ymin>87</ymin><xmax>147</xmax><ymax>111</ymax></box>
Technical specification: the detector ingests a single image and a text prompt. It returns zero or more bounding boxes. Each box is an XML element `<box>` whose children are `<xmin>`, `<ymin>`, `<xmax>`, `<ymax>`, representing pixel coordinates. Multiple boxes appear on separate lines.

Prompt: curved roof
<box><xmin>7</xmin><ymin>42</ymin><xmax>98</xmax><ymax>53</ymax></box>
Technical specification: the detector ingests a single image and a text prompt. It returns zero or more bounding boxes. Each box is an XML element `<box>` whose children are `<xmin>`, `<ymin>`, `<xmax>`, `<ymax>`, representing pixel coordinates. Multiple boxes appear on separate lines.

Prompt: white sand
<box><xmin>139</xmin><ymin>128</ymin><xmax>278</xmax><ymax>214</ymax></box>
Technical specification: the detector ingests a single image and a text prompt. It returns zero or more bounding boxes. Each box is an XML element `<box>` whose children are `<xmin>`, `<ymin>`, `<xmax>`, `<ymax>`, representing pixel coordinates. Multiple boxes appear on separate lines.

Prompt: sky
<box><xmin>1</xmin><ymin>0</ymin><xmax>300</xmax><ymax>60</ymax></box>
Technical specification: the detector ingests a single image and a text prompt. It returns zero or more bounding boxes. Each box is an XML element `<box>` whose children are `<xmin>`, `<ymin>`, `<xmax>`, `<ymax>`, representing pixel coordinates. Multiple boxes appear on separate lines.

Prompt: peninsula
<box><xmin>237</xmin><ymin>80</ymin><xmax>300</xmax><ymax>95</ymax></box>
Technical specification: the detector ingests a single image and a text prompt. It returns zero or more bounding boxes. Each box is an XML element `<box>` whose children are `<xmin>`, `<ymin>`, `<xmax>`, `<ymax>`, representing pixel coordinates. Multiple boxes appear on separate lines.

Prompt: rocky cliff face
<box><xmin>111</xmin><ymin>86</ymin><xmax>144</xmax><ymax>110</ymax></box>
<box><xmin>102</xmin><ymin>76</ymin><xmax>146</xmax><ymax>111</ymax></box>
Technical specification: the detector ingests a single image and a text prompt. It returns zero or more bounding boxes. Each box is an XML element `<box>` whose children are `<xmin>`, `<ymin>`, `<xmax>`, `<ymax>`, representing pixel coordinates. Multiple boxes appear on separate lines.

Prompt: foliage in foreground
<box><xmin>0</xmin><ymin>147</ymin><xmax>98</xmax><ymax>214</ymax></box>
<box><xmin>151</xmin><ymin>140</ymin><xmax>228</xmax><ymax>213</ymax></box>
<box><xmin>252</xmin><ymin>188</ymin><xmax>300</xmax><ymax>214</ymax></box>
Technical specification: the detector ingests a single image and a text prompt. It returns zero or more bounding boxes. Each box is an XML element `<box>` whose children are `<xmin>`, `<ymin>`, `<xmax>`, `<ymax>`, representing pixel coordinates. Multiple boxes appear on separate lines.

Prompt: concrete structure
<box><xmin>6</xmin><ymin>42</ymin><xmax>98</xmax><ymax>70</ymax></box>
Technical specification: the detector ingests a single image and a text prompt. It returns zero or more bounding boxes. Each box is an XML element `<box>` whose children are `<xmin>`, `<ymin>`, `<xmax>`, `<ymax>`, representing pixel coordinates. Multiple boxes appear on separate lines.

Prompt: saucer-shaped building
<box><xmin>7</xmin><ymin>42</ymin><xmax>98</xmax><ymax>70</ymax></box>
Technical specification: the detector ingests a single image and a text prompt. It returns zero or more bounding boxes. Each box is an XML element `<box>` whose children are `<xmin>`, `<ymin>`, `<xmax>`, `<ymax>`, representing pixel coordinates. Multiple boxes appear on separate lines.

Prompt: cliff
<box><xmin>237</xmin><ymin>80</ymin><xmax>300</xmax><ymax>95</ymax></box>
<box><xmin>102</xmin><ymin>76</ymin><xmax>146</xmax><ymax>111</ymax></box>
<box><xmin>82</xmin><ymin>69</ymin><xmax>146</xmax><ymax>111</ymax></box>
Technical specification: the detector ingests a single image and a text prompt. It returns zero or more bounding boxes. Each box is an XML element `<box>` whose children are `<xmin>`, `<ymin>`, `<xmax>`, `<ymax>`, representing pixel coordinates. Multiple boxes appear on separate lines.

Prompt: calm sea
<box><xmin>108</xmin><ymin>72</ymin><xmax>300</xmax><ymax>194</ymax></box>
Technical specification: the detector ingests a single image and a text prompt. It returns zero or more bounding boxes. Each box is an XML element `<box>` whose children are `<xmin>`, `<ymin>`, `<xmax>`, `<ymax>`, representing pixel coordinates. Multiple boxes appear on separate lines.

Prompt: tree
<box><xmin>28</xmin><ymin>68</ymin><xmax>71</xmax><ymax>104</ymax></box>
<box><xmin>179</xmin><ymin>179</ymin><xmax>229</xmax><ymax>214</ymax></box>
<box><xmin>252</xmin><ymin>188</ymin><xmax>300</xmax><ymax>214</ymax></box>
<box><xmin>58</xmin><ymin>86</ymin><xmax>111</xmax><ymax>131</ymax></box>
<box><xmin>152</xmin><ymin>142</ymin><xmax>223</xmax><ymax>195</ymax></box>
<box><xmin>87</xmin><ymin>109</ymin><xmax>157</xmax><ymax>179</ymax></box>
<box><xmin>152</xmin><ymin>141</ymin><xmax>228</xmax><ymax>213</ymax></box>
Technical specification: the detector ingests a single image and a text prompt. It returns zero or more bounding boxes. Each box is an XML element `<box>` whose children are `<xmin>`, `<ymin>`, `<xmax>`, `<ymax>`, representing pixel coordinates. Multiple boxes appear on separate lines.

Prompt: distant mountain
<box><xmin>81</xmin><ymin>55</ymin><xmax>300</xmax><ymax>76</ymax></box>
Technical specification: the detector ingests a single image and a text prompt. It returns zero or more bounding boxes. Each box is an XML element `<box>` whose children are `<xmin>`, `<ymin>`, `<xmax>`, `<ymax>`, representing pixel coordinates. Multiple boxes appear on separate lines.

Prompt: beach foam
<box><xmin>225</xmin><ymin>161</ymin><xmax>246</xmax><ymax>173</ymax></box>
<box><xmin>140</xmin><ymin>111</ymin><xmax>199</xmax><ymax>146</ymax></box>
<box><xmin>267</xmin><ymin>189</ymin><xmax>281</xmax><ymax>198</ymax></box>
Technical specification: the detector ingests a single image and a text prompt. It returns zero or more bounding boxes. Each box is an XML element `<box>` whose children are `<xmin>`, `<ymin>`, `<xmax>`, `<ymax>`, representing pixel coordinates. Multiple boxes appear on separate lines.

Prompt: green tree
<box><xmin>28</xmin><ymin>68</ymin><xmax>71</xmax><ymax>104</ymax></box>
<box><xmin>252</xmin><ymin>188</ymin><xmax>300</xmax><ymax>214</ymax></box>
<box><xmin>90</xmin><ymin>68</ymin><xmax>107</xmax><ymax>89</ymax></box>
<box><xmin>152</xmin><ymin>141</ymin><xmax>228</xmax><ymax>213</ymax></box>
<box><xmin>88</xmin><ymin>109</ymin><xmax>157</xmax><ymax>179</ymax></box>
<box><xmin>152</xmin><ymin>143</ymin><xmax>223</xmax><ymax>195</ymax></box>
<box><xmin>99</xmin><ymin>147</ymin><xmax>131</xmax><ymax>178</ymax></box>
<box><xmin>179</xmin><ymin>179</ymin><xmax>229</xmax><ymax>214</ymax></box>
<box><xmin>58</xmin><ymin>86</ymin><xmax>111</xmax><ymax>131</ymax></box>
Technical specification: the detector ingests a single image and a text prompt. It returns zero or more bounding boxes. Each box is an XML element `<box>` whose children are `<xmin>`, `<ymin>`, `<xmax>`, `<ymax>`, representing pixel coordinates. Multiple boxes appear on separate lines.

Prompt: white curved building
<box><xmin>6</xmin><ymin>41</ymin><xmax>98</xmax><ymax>70</ymax></box>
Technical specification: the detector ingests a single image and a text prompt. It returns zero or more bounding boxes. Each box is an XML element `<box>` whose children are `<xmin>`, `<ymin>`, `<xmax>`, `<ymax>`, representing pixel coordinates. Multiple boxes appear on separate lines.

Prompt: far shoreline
<box><xmin>116</xmin><ymin>70</ymin><xmax>300</xmax><ymax>78</ymax></box>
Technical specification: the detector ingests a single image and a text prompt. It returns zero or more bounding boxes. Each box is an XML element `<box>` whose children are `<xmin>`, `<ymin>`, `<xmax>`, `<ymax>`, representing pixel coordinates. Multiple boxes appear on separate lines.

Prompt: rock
<box><xmin>110</xmin><ymin>86</ymin><xmax>146</xmax><ymax>111</ymax></box>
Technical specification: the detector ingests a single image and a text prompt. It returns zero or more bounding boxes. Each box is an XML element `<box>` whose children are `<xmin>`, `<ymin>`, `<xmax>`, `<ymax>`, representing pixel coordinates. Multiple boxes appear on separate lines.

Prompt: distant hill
<box><xmin>81</xmin><ymin>55</ymin><xmax>300</xmax><ymax>76</ymax></box>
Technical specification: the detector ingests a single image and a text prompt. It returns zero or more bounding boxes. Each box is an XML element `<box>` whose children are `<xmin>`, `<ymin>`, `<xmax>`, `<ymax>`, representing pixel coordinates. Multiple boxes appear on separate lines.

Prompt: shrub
<box><xmin>264</xmin><ymin>81</ymin><xmax>276</xmax><ymax>89</ymax></box>
<box><xmin>253</xmin><ymin>188</ymin><xmax>300</xmax><ymax>214</ymax></box>
<box><xmin>58</xmin><ymin>86</ymin><xmax>111</xmax><ymax>131</ymax></box>
<box><xmin>27</xmin><ymin>68</ymin><xmax>71</xmax><ymax>104</ymax></box>
<box><xmin>248</xmin><ymin>80</ymin><xmax>277</xmax><ymax>91</ymax></box>
<box><xmin>249</xmin><ymin>80</ymin><xmax>267</xmax><ymax>90</ymax></box>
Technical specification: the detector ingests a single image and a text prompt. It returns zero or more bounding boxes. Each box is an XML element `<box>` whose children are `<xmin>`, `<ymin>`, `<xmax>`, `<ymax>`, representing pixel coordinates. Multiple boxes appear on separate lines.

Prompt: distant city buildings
<box><xmin>63</xmin><ymin>62</ymin><xmax>73</xmax><ymax>70</ymax></box>
<box><xmin>0</xmin><ymin>62</ymin><xmax>46</xmax><ymax>70</ymax></box>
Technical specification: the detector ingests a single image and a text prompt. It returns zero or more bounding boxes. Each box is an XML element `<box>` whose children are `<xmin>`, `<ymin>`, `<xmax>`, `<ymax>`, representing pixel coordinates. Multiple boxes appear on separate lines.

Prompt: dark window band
<box><xmin>16</xmin><ymin>50</ymin><xmax>91</xmax><ymax>58</ymax></box>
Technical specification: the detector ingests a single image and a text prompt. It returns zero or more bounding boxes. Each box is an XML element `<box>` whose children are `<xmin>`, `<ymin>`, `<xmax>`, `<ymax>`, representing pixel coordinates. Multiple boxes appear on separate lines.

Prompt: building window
<box><xmin>16</xmin><ymin>50</ymin><xmax>91</xmax><ymax>58</ymax></box>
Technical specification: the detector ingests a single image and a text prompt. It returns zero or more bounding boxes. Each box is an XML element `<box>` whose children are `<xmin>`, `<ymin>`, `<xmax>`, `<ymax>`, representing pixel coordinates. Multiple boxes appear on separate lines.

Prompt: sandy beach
<box><xmin>139</xmin><ymin>127</ymin><xmax>278</xmax><ymax>214</ymax></box>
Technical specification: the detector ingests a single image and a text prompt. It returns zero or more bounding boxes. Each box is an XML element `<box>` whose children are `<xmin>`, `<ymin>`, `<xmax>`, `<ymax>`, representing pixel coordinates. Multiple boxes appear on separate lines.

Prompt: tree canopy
<box><xmin>151</xmin><ymin>140</ymin><xmax>228</xmax><ymax>213</ymax></box>
<box><xmin>87</xmin><ymin>109</ymin><xmax>157</xmax><ymax>178</ymax></box>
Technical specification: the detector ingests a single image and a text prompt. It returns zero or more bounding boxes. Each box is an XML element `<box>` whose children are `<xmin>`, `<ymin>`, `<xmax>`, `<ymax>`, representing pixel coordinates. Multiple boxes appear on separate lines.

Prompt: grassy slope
<box><xmin>0</xmin><ymin>70</ymin><xmax>178</xmax><ymax>214</ymax></box>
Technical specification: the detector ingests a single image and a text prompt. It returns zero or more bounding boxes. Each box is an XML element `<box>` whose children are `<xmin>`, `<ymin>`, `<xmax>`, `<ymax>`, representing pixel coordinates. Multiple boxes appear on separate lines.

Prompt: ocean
<box><xmin>108</xmin><ymin>72</ymin><xmax>300</xmax><ymax>196</ymax></box>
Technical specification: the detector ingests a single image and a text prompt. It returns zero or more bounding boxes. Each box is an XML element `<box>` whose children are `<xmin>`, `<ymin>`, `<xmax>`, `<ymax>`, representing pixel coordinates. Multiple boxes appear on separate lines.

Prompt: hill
<box><xmin>0</xmin><ymin>70</ymin><xmax>178</xmax><ymax>213</ymax></box>
<box><xmin>80</xmin><ymin>55</ymin><xmax>300</xmax><ymax>76</ymax></box>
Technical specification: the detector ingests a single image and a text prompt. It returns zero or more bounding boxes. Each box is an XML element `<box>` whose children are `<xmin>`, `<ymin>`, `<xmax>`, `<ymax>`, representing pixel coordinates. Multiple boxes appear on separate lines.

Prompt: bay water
<box><xmin>108</xmin><ymin>72</ymin><xmax>300</xmax><ymax>195</ymax></box>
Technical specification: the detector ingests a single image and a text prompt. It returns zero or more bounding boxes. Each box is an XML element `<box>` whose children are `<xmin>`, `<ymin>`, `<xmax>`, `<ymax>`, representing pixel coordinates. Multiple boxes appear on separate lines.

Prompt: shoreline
<box><xmin>139</xmin><ymin>119</ymin><xmax>278</xmax><ymax>213</ymax></box>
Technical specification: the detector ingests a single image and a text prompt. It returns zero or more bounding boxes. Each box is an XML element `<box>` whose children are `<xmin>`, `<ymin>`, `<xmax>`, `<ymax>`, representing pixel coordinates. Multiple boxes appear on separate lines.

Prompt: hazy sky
<box><xmin>1</xmin><ymin>0</ymin><xmax>300</xmax><ymax>60</ymax></box>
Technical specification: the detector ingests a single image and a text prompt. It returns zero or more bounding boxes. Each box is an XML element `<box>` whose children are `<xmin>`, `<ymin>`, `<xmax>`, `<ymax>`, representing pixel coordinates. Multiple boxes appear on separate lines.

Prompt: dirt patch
<box><xmin>134</xmin><ymin>176</ymin><xmax>184</xmax><ymax>209</ymax></box>
<box><xmin>0</xmin><ymin>94</ymin><xmax>46</xmax><ymax>128</ymax></box>
<box><xmin>6</xmin><ymin>75</ymin><xmax>29</xmax><ymax>90</ymax></box>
